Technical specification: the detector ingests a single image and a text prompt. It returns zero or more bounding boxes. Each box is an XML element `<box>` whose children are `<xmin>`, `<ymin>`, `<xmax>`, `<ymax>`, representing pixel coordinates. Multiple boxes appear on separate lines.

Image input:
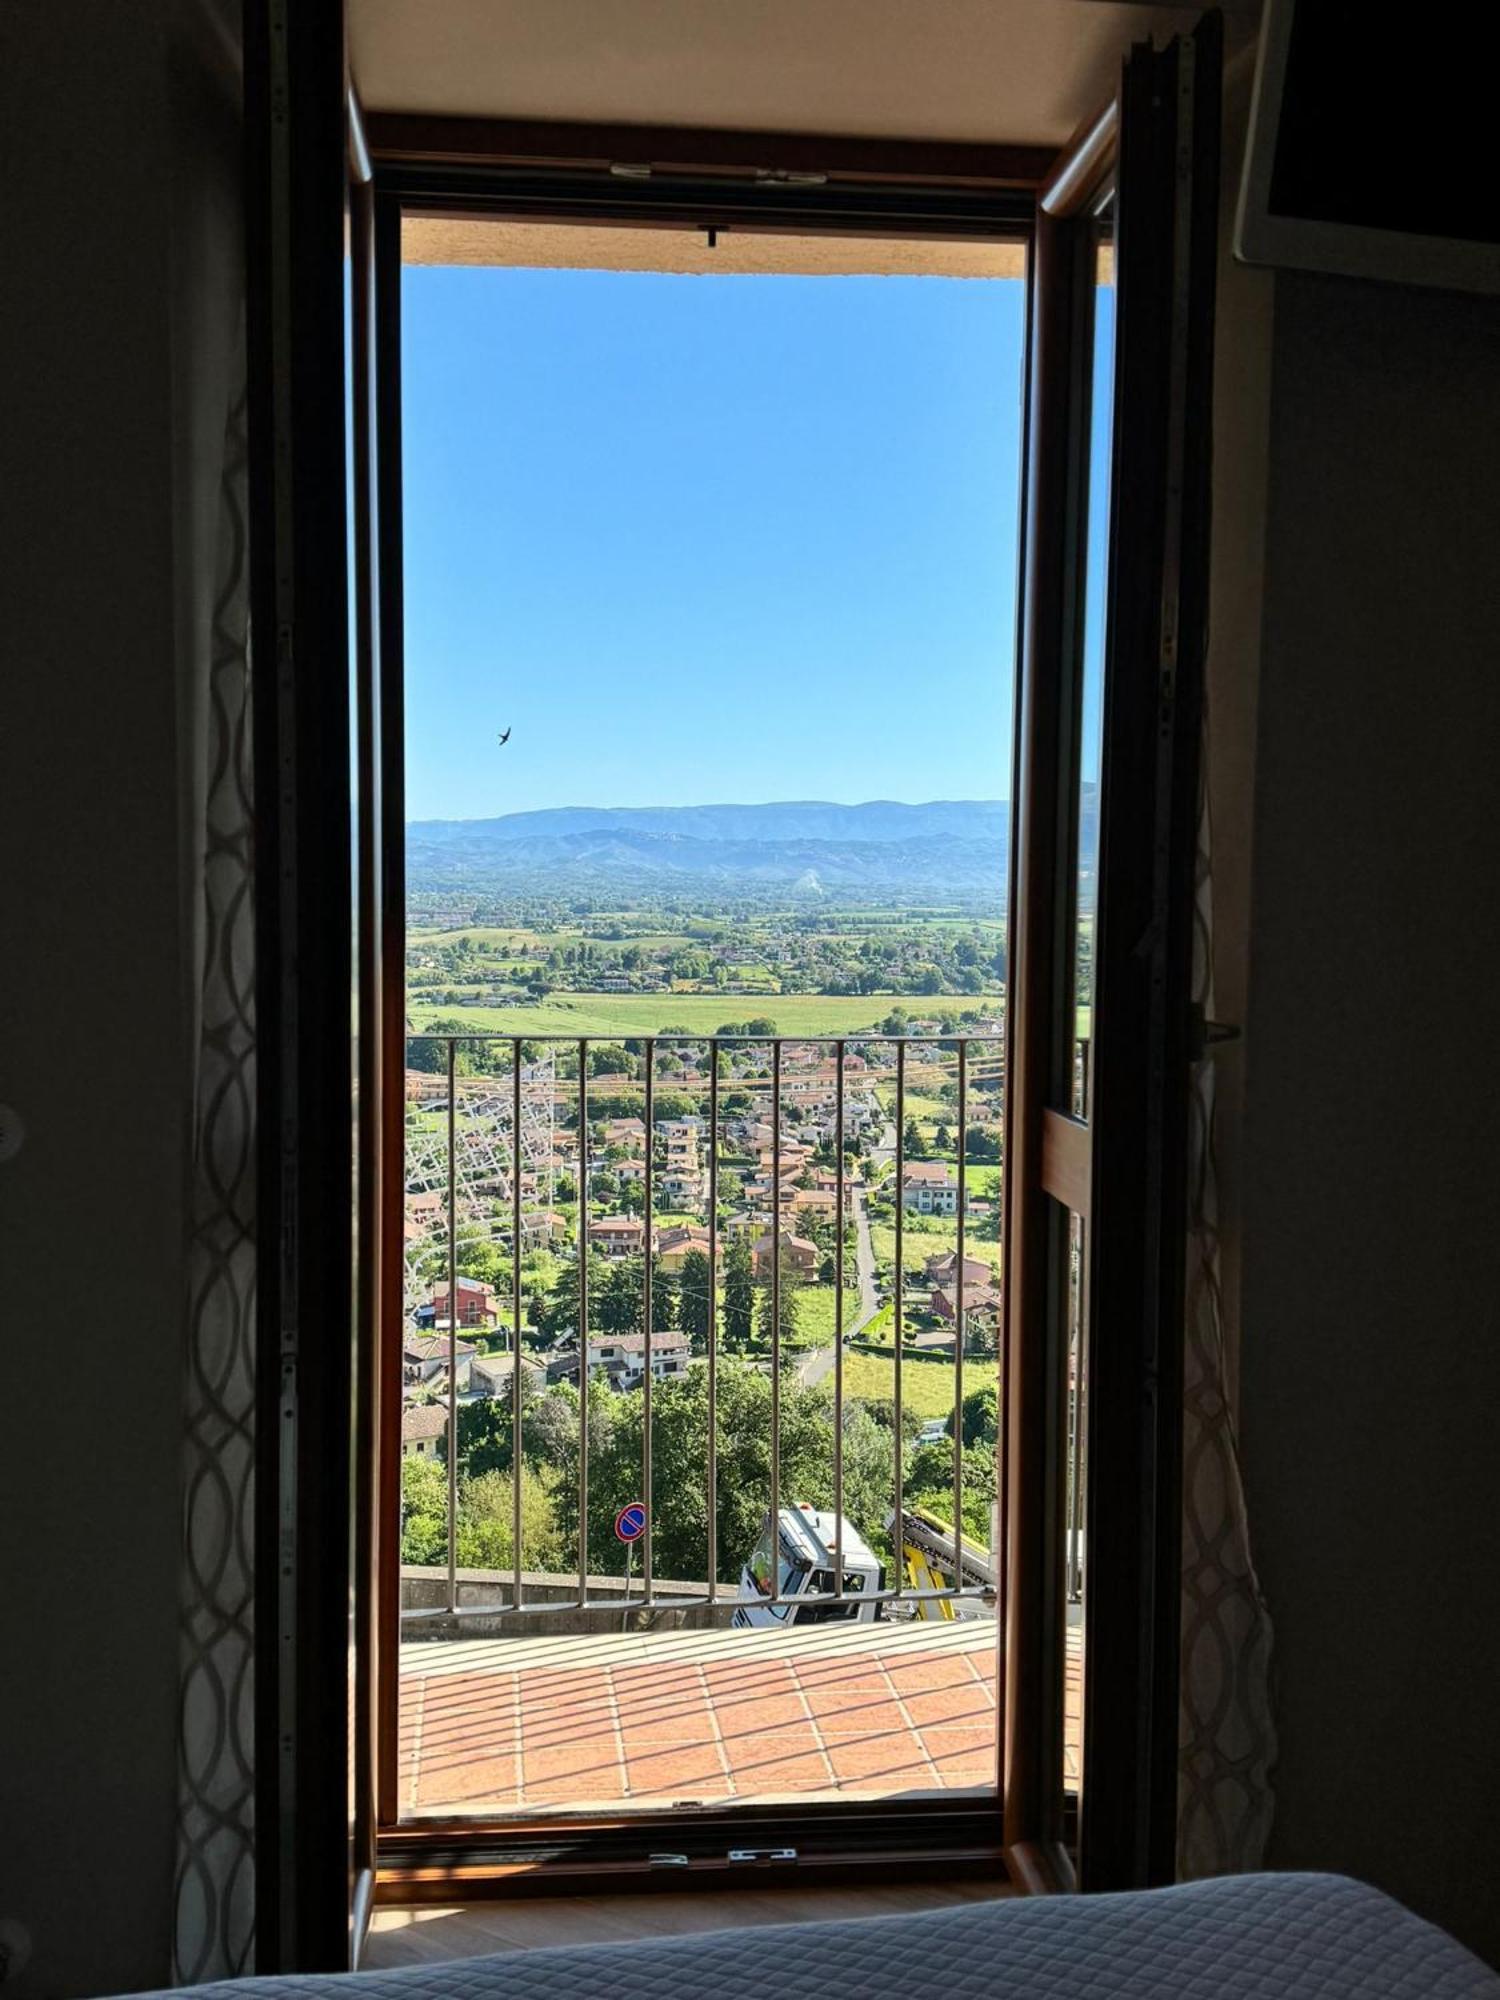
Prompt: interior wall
<box><xmin>0</xmin><ymin>2</ymin><xmax>240</xmax><ymax>1994</ymax></box>
<box><xmin>1238</xmin><ymin>266</ymin><xmax>1500</xmax><ymax>1962</ymax></box>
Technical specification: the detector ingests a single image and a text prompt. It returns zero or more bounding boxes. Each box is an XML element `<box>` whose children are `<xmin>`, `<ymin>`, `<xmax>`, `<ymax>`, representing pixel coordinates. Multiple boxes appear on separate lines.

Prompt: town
<box><xmin>398</xmin><ymin>1027</ymin><xmax>1007</xmax><ymax>1586</ymax></box>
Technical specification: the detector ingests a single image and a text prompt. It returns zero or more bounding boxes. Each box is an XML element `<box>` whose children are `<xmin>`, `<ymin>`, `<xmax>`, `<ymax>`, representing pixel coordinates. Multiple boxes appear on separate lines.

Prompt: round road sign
<box><xmin>614</xmin><ymin>1502</ymin><xmax>647</xmax><ymax>1544</ymax></box>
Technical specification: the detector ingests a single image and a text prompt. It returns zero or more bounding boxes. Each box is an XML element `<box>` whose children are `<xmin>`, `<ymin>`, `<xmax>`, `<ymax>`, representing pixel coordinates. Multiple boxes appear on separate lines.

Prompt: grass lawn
<box><xmin>868</xmin><ymin>1219</ymin><xmax>1002</xmax><ymax>1283</ymax></box>
<box><xmin>790</xmin><ymin>1282</ymin><xmax>861</xmax><ymax>1346</ymax></box>
<box><xmin>839</xmin><ymin>1349</ymin><xmax>959</xmax><ymax>1419</ymax></box>
<box><xmin>406</xmin><ymin>991</ymin><xmax>1007</xmax><ymax>1043</ymax></box>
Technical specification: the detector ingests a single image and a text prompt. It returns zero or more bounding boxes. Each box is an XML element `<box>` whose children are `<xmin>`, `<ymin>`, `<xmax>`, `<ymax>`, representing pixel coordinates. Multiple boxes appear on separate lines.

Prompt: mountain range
<box><xmin>405</xmin><ymin>798</ymin><xmax>1089</xmax><ymax>903</ymax></box>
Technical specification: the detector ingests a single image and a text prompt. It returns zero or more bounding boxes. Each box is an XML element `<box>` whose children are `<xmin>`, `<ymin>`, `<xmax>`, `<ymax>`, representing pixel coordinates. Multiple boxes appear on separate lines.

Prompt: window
<box><xmin>387</xmin><ymin>208</ymin><xmax>1026</xmax><ymax>1835</ymax></box>
<box><xmin>243</xmin><ymin>28</ymin><xmax>1223</xmax><ymax>1936</ymax></box>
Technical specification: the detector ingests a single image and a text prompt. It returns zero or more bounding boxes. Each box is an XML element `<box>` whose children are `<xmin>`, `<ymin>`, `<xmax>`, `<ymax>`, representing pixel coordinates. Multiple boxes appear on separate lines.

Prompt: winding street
<box><xmin>797</xmin><ymin>1183</ymin><xmax>881</xmax><ymax>1386</ymax></box>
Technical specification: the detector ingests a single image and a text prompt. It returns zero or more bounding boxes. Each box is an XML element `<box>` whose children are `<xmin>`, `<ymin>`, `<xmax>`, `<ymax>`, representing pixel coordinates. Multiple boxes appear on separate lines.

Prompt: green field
<box><xmin>410</xmin><ymin>925</ymin><xmax>695</xmax><ymax>954</ymax></box>
<box><xmin>869</xmin><ymin>1219</ymin><xmax>1002</xmax><ymax>1283</ymax></box>
<box><xmin>839</xmin><ymin>1349</ymin><xmax>966</xmax><ymax>1419</ymax></box>
<box><xmin>406</xmin><ymin>991</ymin><xmax>1006</xmax><ymax>1042</ymax></box>
<box><xmin>792</xmin><ymin>1283</ymin><xmax>861</xmax><ymax>1346</ymax></box>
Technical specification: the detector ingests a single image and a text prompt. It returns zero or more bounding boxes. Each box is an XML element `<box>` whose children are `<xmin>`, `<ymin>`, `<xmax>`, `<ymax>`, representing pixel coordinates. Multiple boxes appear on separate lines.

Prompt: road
<box><xmin>797</xmin><ymin>1184</ymin><xmax>881</xmax><ymax>1386</ymax></box>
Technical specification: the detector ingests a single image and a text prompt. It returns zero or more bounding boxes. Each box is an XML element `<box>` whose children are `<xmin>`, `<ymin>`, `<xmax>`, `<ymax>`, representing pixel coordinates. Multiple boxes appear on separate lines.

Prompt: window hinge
<box><xmin>648</xmin><ymin>1852</ymin><xmax>690</xmax><ymax>1868</ymax></box>
<box><xmin>728</xmin><ymin>1847</ymin><xmax>798</xmax><ymax>1864</ymax></box>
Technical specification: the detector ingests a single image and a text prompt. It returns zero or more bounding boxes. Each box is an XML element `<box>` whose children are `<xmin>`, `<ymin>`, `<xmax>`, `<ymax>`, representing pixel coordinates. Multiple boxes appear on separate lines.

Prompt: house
<box><xmin>520</xmin><ymin>1208</ymin><xmax>567</xmax><ymax>1249</ymax></box>
<box><xmin>403</xmin><ymin>1333</ymin><xmax>477</xmax><ymax>1392</ymax></box>
<box><xmin>601</xmin><ymin>1116</ymin><xmax>646</xmax><ymax>1149</ymax></box>
<box><xmin>405</xmin><ymin>1187</ymin><xmax>444</xmax><ymax>1231</ymax></box>
<box><xmin>656</xmin><ymin>1224</ymin><xmax>712</xmax><ymax>1272</ymax></box>
<box><xmin>930</xmin><ymin>1282</ymin><xmax>1002</xmax><ymax>1324</ymax></box>
<box><xmin>752</xmin><ymin>1231</ymin><xmax>820</xmax><ymax>1282</ymax></box>
<box><xmin>791</xmin><ymin>1186</ymin><xmax>840</xmax><ymax>1221</ymax></box>
<box><xmin>401</xmin><ymin>1406</ymin><xmax>449</xmax><ymax>1459</ymax></box>
<box><xmin>588</xmin><ymin>1214</ymin><xmax>649</xmax><ymax>1260</ymax></box>
<box><xmin>902</xmin><ymin>1167</ymin><xmax>958</xmax><ymax>1216</ymax></box>
<box><xmin>468</xmin><ymin>1350</ymin><xmax>546</xmax><ymax>1401</ymax></box>
<box><xmin>660</xmin><ymin>1166</ymin><xmax>707</xmax><ymax>1209</ymax></box>
<box><xmin>427</xmin><ymin>1275</ymin><xmax>499</xmax><ymax>1327</ymax></box>
<box><xmin>922</xmin><ymin>1251</ymin><xmax>993</xmax><ymax>1292</ymax></box>
<box><xmin>588</xmin><ymin>1331</ymin><xmax>692</xmax><ymax>1391</ymax></box>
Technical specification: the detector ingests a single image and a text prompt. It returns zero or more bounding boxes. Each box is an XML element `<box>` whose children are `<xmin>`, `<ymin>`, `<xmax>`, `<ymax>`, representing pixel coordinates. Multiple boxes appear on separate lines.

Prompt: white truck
<box><xmin>732</xmin><ymin>1505</ymin><xmax>884</xmax><ymax>1627</ymax></box>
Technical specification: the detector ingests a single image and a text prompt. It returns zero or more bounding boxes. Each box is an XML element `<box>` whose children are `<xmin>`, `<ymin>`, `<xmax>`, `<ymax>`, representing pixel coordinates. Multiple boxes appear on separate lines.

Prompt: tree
<box><xmin>580</xmin><ymin>1362</ymin><xmax>817</xmax><ymax>1581</ymax></box>
<box><xmin>464</xmin><ymin>1465</ymin><xmax>565</xmax><ymax>1571</ymax></box>
<box><xmin>448</xmin><ymin>1395</ymin><xmax>514</xmax><ymax>1479</ymax></box>
<box><xmin>456</xmin><ymin>1233</ymin><xmax>508</xmax><ymax>1287</ymax></box>
<box><xmin>400</xmin><ymin>1452</ymin><xmax>448</xmax><ymax>1555</ymax></box>
<box><xmin>651</xmin><ymin>1258</ymin><xmax>680</xmax><ymax>1332</ymax></box>
<box><xmin>678</xmin><ymin>1249</ymin><xmax>713</xmax><ymax>1348</ymax></box>
<box><xmin>906</xmin><ymin>1439</ymin><xmax>997</xmax><ymax>1546</ymax></box>
<box><xmin>537</xmin><ymin>1251</ymin><xmax>608</xmax><ymax>1344</ymax></box>
<box><xmin>903</xmin><ymin>1115</ymin><xmax>926</xmax><ymax>1160</ymax></box>
<box><xmin>722</xmin><ymin>1236</ymin><xmax>754</xmax><ymax>1351</ymax></box>
<box><xmin>960</xmin><ymin>1380</ymin><xmax>999</xmax><ymax>1450</ymax></box>
<box><xmin>599</xmin><ymin>1255</ymin><xmax>645</xmax><ymax>1334</ymax></box>
<box><xmin>405</xmin><ymin>1017</ymin><xmax>472</xmax><ymax>1074</ymax></box>
<box><xmin>755</xmin><ymin>1249</ymin><xmax>804</xmax><ymax>1349</ymax></box>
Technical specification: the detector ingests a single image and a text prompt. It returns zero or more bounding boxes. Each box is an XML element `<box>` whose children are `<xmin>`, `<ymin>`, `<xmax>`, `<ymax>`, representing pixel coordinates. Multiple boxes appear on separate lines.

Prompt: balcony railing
<box><xmin>399</xmin><ymin>1032</ymin><xmax>1012</xmax><ymax>1629</ymax></box>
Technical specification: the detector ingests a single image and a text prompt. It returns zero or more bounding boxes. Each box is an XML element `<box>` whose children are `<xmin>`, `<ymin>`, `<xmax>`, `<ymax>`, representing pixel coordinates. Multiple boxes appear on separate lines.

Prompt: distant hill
<box><xmin>410</xmin><ymin>799</ymin><xmax>1011</xmax><ymax>847</ymax></box>
<box><xmin>406</xmin><ymin>797</ymin><xmax>1091</xmax><ymax>905</ymax></box>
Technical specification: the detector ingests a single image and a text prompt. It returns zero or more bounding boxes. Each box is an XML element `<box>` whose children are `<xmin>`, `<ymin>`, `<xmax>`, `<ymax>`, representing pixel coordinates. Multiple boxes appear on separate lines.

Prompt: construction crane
<box><xmin>887</xmin><ymin>1505</ymin><xmax>996</xmax><ymax>1620</ymax></box>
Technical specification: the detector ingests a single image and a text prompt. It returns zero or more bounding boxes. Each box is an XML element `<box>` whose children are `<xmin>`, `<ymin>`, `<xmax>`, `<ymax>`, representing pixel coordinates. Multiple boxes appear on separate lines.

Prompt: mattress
<box><xmin>142</xmin><ymin>1872</ymin><xmax>1499</xmax><ymax>2000</ymax></box>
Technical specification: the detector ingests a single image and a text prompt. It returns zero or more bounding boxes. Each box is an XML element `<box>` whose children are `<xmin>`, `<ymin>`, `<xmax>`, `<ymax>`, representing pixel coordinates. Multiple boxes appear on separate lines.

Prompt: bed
<box><xmin>140</xmin><ymin>1873</ymin><xmax>1498</xmax><ymax>2000</ymax></box>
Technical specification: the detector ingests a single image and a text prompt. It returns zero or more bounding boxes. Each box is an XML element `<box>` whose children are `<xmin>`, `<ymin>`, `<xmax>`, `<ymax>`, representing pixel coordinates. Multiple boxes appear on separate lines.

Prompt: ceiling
<box><xmin>348</xmin><ymin>0</ymin><xmax>1226</xmax><ymax>148</ymax></box>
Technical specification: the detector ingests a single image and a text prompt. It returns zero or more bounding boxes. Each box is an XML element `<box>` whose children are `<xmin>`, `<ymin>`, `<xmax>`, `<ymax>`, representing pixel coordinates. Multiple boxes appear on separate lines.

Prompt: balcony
<box><xmin>395</xmin><ymin>1031</ymin><xmax>1082</xmax><ymax>1822</ymax></box>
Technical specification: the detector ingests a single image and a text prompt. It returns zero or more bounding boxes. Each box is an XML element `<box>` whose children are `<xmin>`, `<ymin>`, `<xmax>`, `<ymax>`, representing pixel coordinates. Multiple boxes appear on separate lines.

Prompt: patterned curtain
<box><xmin>1177</xmin><ymin>704</ymin><xmax>1278</xmax><ymax>1876</ymax></box>
<box><xmin>172</xmin><ymin>364</ymin><xmax>257</xmax><ymax>1982</ymax></box>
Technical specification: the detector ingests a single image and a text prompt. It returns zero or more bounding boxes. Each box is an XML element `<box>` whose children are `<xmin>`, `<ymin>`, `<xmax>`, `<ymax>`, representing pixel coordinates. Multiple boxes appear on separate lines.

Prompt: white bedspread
<box><xmin>136</xmin><ymin>1872</ymin><xmax>1498</xmax><ymax>2000</ymax></box>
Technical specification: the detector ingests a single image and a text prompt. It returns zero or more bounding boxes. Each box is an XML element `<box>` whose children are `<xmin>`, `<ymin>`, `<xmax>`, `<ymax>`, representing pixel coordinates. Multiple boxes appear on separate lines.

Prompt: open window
<box><xmin>375</xmin><ymin>170</ymin><xmax>1032</xmax><ymax>1887</ymax></box>
<box><xmin>244</xmin><ymin>10</ymin><xmax>1223</xmax><ymax>1957</ymax></box>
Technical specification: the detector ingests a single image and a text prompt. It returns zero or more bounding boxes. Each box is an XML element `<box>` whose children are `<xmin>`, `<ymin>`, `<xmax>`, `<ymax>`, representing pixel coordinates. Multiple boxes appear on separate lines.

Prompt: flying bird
<box><xmin>497</xmin><ymin>727</ymin><xmax>511</xmax><ymax>746</ymax></box>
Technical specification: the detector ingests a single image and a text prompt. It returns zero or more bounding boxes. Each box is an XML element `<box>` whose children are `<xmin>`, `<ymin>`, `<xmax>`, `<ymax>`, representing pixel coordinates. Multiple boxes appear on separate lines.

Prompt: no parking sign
<box><xmin>614</xmin><ymin>1501</ymin><xmax>647</xmax><ymax>1544</ymax></box>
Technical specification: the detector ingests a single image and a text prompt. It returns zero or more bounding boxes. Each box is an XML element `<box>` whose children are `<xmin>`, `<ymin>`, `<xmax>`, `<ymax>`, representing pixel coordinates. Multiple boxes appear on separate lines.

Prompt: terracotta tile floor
<box><xmin>399</xmin><ymin>1617</ymin><xmax>1084</xmax><ymax>1817</ymax></box>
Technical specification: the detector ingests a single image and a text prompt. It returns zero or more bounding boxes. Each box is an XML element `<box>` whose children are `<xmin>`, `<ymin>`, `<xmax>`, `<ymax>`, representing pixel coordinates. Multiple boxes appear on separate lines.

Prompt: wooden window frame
<box><xmin>365</xmin><ymin>119</ymin><xmax>1047</xmax><ymax>1900</ymax></box>
<box><xmin>1005</xmin><ymin>19</ymin><xmax>1223</xmax><ymax>1898</ymax></box>
<box><xmin>246</xmin><ymin>51</ymin><xmax>1218</xmax><ymax>1925</ymax></box>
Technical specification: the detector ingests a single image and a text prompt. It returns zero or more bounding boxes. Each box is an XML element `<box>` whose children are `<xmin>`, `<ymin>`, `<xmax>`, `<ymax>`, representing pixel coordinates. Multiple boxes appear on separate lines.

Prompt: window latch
<box><xmin>1188</xmin><ymin>1002</ymin><xmax>1242</xmax><ymax>1061</ymax></box>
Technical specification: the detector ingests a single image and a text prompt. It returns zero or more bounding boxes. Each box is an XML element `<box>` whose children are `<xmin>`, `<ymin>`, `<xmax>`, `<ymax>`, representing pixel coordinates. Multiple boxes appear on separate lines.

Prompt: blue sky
<box><xmin>401</xmin><ymin>263</ymin><xmax>1029</xmax><ymax>823</ymax></box>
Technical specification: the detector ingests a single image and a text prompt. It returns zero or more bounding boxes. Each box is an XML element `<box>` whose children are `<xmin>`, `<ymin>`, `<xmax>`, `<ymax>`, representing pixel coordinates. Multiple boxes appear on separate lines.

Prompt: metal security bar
<box><xmin>398</xmin><ymin>1033</ymin><xmax>1004</xmax><ymax>1624</ymax></box>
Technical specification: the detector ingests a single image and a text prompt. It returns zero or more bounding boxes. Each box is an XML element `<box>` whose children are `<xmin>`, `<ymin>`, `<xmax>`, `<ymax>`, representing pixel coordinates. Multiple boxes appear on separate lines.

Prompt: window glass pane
<box><xmin>1070</xmin><ymin>222</ymin><xmax>1115</xmax><ymax>1118</ymax></box>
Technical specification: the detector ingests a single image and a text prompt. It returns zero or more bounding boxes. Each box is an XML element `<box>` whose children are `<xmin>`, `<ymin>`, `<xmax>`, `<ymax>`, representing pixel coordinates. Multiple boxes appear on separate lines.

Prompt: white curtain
<box><xmin>1177</xmin><ymin>708</ymin><xmax>1278</xmax><ymax>1876</ymax></box>
<box><xmin>170</xmin><ymin>4</ymin><xmax>256</xmax><ymax>1977</ymax></box>
<box><xmin>173</xmin><ymin>366</ymin><xmax>256</xmax><ymax>1982</ymax></box>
